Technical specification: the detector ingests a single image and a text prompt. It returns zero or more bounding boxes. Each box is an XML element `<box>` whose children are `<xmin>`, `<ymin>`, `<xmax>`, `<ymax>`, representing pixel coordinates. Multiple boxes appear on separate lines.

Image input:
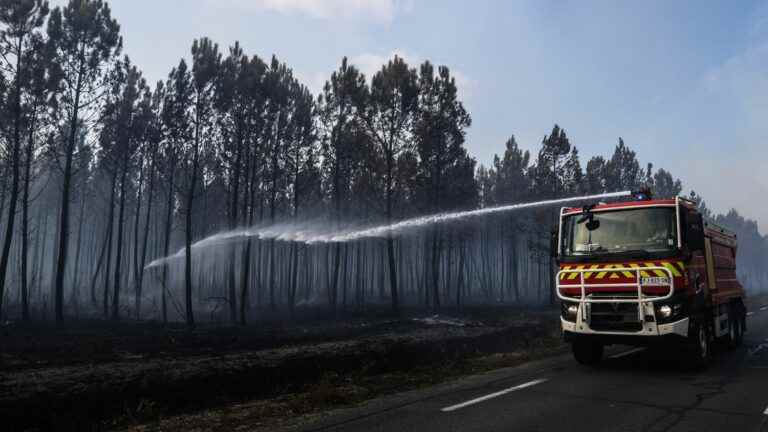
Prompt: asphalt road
<box><xmin>298</xmin><ymin>305</ymin><xmax>768</xmax><ymax>432</ymax></box>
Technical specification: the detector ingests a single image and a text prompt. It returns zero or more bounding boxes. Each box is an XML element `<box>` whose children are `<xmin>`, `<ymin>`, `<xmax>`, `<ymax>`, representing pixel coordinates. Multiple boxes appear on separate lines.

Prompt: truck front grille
<box><xmin>589</xmin><ymin>303</ymin><xmax>643</xmax><ymax>332</ymax></box>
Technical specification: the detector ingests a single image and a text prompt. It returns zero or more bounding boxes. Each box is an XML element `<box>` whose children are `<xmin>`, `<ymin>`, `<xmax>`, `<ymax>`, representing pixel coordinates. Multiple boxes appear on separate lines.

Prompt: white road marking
<box><xmin>441</xmin><ymin>378</ymin><xmax>548</xmax><ymax>412</ymax></box>
<box><xmin>760</xmin><ymin>306</ymin><xmax>768</xmax><ymax>311</ymax></box>
<box><xmin>609</xmin><ymin>347</ymin><xmax>645</xmax><ymax>359</ymax></box>
<box><xmin>747</xmin><ymin>311</ymin><xmax>755</xmax><ymax>316</ymax></box>
<box><xmin>763</xmin><ymin>405</ymin><xmax>768</xmax><ymax>415</ymax></box>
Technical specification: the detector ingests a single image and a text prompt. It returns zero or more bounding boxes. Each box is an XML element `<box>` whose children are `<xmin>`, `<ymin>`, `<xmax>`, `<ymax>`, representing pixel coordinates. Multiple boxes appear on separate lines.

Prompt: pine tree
<box><xmin>46</xmin><ymin>0</ymin><xmax>121</xmax><ymax>322</ymax></box>
<box><xmin>317</xmin><ymin>57</ymin><xmax>367</xmax><ymax>311</ymax></box>
<box><xmin>215</xmin><ymin>43</ymin><xmax>268</xmax><ymax>322</ymax></box>
<box><xmin>0</xmin><ymin>0</ymin><xmax>50</xmax><ymax>319</ymax></box>
<box><xmin>414</xmin><ymin>62</ymin><xmax>471</xmax><ymax>308</ymax></box>
<box><xmin>492</xmin><ymin>135</ymin><xmax>530</xmax><ymax>204</ymax></box>
<box><xmin>584</xmin><ymin>156</ymin><xmax>606</xmax><ymax>194</ymax></box>
<box><xmin>561</xmin><ymin>147</ymin><xmax>583</xmax><ymax>195</ymax></box>
<box><xmin>98</xmin><ymin>57</ymin><xmax>146</xmax><ymax>320</ymax></box>
<box><xmin>651</xmin><ymin>168</ymin><xmax>682</xmax><ymax>199</ymax></box>
<box><xmin>605</xmin><ymin>137</ymin><xmax>642</xmax><ymax>192</ymax></box>
<box><xmin>180</xmin><ymin>37</ymin><xmax>220</xmax><ymax>327</ymax></box>
<box><xmin>535</xmin><ymin>124</ymin><xmax>571</xmax><ymax>198</ymax></box>
<box><xmin>362</xmin><ymin>55</ymin><xmax>418</xmax><ymax>313</ymax></box>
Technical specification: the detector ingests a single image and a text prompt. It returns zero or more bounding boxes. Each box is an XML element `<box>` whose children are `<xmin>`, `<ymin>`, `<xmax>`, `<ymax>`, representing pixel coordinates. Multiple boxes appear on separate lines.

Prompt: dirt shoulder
<box><xmin>0</xmin><ymin>308</ymin><xmax>563</xmax><ymax>431</ymax></box>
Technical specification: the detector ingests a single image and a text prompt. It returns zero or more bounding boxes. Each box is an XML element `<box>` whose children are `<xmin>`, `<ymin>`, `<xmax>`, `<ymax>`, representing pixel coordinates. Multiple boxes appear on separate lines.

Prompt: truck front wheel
<box><xmin>572</xmin><ymin>340</ymin><xmax>603</xmax><ymax>365</ymax></box>
<box><xmin>686</xmin><ymin>321</ymin><xmax>712</xmax><ymax>369</ymax></box>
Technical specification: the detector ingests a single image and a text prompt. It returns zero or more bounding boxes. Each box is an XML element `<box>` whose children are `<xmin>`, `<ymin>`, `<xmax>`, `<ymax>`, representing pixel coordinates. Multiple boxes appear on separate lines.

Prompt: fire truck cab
<box><xmin>555</xmin><ymin>194</ymin><xmax>746</xmax><ymax>367</ymax></box>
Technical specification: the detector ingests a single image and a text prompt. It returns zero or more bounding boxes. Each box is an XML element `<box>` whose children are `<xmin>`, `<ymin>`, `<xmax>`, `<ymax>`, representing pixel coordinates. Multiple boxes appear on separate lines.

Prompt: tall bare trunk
<box><xmin>160</xmin><ymin>170</ymin><xmax>175</xmax><ymax>325</ymax></box>
<box><xmin>431</xmin><ymin>227</ymin><xmax>441</xmax><ymax>309</ymax></box>
<box><xmin>136</xmin><ymin>162</ymin><xmax>155</xmax><ymax>320</ymax></box>
<box><xmin>0</xmin><ymin>37</ymin><xmax>25</xmax><ymax>320</ymax></box>
<box><xmin>228</xmin><ymin>137</ymin><xmax>242</xmax><ymax>323</ymax></box>
<box><xmin>20</xmin><ymin>107</ymin><xmax>38</xmax><ymax>320</ymax></box>
<box><xmin>71</xmin><ymin>187</ymin><xmax>87</xmax><ymax>310</ymax></box>
<box><xmin>131</xmin><ymin>162</ymin><xmax>145</xmax><ymax>318</ymax></box>
<box><xmin>54</xmin><ymin>56</ymin><xmax>85</xmax><ymax>322</ymax></box>
<box><xmin>103</xmin><ymin>172</ymin><xmax>118</xmax><ymax>318</ymax></box>
<box><xmin>112</xmin><ymin>165</ymin><xmax>128</xmax><ymax>320</ymax></box>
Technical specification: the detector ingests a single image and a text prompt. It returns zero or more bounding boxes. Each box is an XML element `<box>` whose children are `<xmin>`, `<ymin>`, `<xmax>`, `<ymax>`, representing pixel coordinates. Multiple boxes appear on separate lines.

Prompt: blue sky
<box><xmin>53</xmin><ymin>0</ymin><xmax>768</xmax><ymax>230</ymax></box>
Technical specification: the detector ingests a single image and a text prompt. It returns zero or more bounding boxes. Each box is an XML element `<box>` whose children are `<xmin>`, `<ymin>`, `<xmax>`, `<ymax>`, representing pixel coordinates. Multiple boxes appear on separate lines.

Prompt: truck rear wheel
<box><xmin>572</xmin><ymin>340</ymin><xmax>603</xmax><ymax>365</ymax></box>
<box><xmin>728</xmin><ymin>308</ymin><xmax>744</xmax><ymax>348</ymax></box>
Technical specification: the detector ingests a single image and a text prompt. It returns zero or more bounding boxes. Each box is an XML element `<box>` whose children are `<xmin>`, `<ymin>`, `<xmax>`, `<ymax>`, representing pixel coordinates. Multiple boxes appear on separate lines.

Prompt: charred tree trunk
<box><xmin>239</xmin><ymin>146</ymin><xmax>257</xmax><ymax>325</ymax></box>
<box><xmin>228</xmin><ymin>136</ymin><xmax>242</xmax><ymax>323</ymax></box>
<box><xmin>0</xmin><ymin>36</ymin><xmax>25</xmax><ymax>320</ymax></box>
<box><xmin>431</xmin><ymin>227</ymin><xmax>441</xmax><ymax>309</ymax></box>
<box><xmin>89</xmin><ymin>219</ymin><xmax>109</xmax><ymax>308</ymax></box>
<box><xmin>136</xmin><ymin>159</ymin><xmax>156</xmax><ymax>320</ymax></box>
<box><xmin>384</xmin><ymin>153</ymin><xmax>399</xmax><ymax>313</ymax></box>
<box><xmin>131</xmin><ymin>161</ymin><xmax>145</xmax><ymax>319</ymax></box>
<box><xmin>19</xmin><ymin>107</ymin><xmax>38</xmax><ymax>321</ymax></box>
<box><xmin>103</xmin><ymin>172</ymin><xmax>118</xmax><ymax>319</ymax></box>
<box><xmin>112</xmin><ymin>163</ymin><xmax>129</xmax><ymax>320</ymax></box>
<box><xmin>54</xmin><ymin>57</ymin><xmax>86</xmax><ymax>323</ymax></box>
<box><xmin>160</xmin><ymin>170</ymin><xmax>175</xmax><ymax>325</ymax></box>
<box><xmin>71</xmin><ymin>187</ymin><xmax>87</xmax><ymax>309</ymax></box>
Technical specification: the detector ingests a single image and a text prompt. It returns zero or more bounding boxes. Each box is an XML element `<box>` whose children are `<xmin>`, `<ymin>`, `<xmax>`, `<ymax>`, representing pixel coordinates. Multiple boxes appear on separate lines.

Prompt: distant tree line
<box><xmin>0</xmin><ymin>0</ymin><xmax>764</xmax><ymax>325</ymax></box>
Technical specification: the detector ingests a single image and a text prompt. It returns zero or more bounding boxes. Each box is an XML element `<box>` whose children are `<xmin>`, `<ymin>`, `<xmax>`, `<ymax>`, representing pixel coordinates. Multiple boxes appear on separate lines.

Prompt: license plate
<box><xmin>641</xmin><ymin>276</ymin><xmax>670</xmax><ymax>285</ymax></box>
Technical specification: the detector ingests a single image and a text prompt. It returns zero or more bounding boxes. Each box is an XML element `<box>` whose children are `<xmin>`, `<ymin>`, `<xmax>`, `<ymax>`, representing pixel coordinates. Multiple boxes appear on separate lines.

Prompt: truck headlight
<box><xmin>656</xmin><ymin>303</ymin><xmax>683</xmax><ymax>321</ymax></box>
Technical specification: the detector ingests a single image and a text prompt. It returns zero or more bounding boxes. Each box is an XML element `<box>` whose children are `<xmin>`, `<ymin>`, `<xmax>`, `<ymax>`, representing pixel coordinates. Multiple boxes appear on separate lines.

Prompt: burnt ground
<box><xmin>0</xmin><ymin>305</ymin><xmax>564</xmax><ymax>431</ymax></box>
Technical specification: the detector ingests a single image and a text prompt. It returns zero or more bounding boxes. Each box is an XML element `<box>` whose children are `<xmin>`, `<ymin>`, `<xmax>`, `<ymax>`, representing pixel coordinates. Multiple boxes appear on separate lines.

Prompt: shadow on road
<box><xmin>594</xmin><ymin>343</ymin><xmax>755</xmax><ymax>375</ymax></box>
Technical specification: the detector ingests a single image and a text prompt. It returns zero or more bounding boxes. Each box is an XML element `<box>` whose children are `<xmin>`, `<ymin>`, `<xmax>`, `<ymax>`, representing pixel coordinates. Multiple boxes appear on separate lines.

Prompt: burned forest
<box><xmin>2</xmin><ymin>2</ymin><xmax>768</xmax><ymax>431</ymax></box>
<box><xmin>0</xmin><ymin>0</ymin><xmax>766</xmax><ymax>327</ymax></box>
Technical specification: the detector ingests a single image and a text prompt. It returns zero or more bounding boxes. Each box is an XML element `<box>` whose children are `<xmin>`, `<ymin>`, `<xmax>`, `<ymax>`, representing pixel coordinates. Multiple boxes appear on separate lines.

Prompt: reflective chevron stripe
<box><xmin>567</xmin><ymin>265</ymin><xmax>585</xmax><ymax>280</ymax></box>
<box><xmin>628</xmin><ymin>263</ymin><xmax>651</xmax><ymax>278</ymax></box>
<box><xmin>661</xmin><ymin>262</ymin><xmax>683</xmax><ymax>277</ymax></box>
<box><xmin>560</xmin><ymin>261</ymin><xmax>686</xmax><ymax>280</ymax></box>
<box><xmin>583</xmin><ymin>264</ymin><xmax>600</xmax><ymax>279</ymax></box>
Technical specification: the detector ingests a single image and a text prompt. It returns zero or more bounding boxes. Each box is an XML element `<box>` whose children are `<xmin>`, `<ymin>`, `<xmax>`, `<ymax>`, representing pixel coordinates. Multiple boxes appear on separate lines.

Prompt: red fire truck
<box><xmin>555</xmin><ymin>193</ymin><xmax>746</xmax><ymax>366</ymax></box>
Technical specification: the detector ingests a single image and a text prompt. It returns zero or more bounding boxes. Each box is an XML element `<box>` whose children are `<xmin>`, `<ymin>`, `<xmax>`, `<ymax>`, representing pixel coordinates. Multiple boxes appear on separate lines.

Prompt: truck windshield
<box><xmin>561</xmin><ymin>207</ymin><xmax>678</xmax><ymax>257</ymax></box>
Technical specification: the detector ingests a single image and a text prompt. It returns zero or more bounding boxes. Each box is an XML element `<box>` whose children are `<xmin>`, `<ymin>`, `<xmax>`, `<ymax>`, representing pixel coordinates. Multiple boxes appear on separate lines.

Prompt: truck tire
<box><xmin>726</xmin><ymin>303</ymin><xmax>744</xmax><ymax>349</ymax></box>
<box><xmin>572</xmin><ymin>340</ymin><xmax>603</xmax><ymax>365</ymax></box>
<box><xmin>728</xmin><ymin>308</ymin><xmax>744</xmax><ymax>348</ymax></box>
<box><xmin>686</xmin><ymin>321</ymin><xmax>712</xmax><ymax>369</ymax></box>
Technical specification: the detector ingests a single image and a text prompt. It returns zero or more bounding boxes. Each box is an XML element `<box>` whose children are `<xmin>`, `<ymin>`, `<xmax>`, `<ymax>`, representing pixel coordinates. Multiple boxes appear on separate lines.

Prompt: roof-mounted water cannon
<box><xmin>631</xmin><ymin>187</ymin><xmax>653</xmax><ymax>201</ymax></box>
<box><xmin>577</xmin><ymin>204</ymin><xmax>600</xmax><ymax>231</ymax></box>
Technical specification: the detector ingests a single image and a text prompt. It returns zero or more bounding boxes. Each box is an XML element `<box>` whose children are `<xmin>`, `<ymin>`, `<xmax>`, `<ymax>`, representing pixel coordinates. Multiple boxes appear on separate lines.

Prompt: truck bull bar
<box><xmin>556</xmin><ymin>265</ymin><xmax>675</xmax><ymax>323</ymax></box>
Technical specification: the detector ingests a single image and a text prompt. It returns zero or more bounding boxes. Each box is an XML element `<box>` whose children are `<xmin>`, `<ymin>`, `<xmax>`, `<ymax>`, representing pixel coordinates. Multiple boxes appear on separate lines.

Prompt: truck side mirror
<box><xmin>687</xmin><ymin>213</ymin><xmax>705</xmax><ymax>251</ymax></box>
<box><xmin>550</xmin><ymin>230</ymin><xmax>559</xmax><ymax>258</ymax></box>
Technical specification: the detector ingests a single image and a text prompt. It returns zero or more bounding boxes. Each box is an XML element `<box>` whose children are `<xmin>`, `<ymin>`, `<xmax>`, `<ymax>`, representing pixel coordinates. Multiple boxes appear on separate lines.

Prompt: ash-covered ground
<box><xmin>0</xmin><ymin>306</ymin><xmax>562</xmax><ymax>431</ymax></box>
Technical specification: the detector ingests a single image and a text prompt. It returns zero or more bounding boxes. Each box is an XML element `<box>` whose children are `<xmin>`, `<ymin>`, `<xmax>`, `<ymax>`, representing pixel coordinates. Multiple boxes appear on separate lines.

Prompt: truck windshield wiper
<box><xmin>595</xmin><ymin>249</ymin><xmax>650</xmax><ymax>258</ymax></box>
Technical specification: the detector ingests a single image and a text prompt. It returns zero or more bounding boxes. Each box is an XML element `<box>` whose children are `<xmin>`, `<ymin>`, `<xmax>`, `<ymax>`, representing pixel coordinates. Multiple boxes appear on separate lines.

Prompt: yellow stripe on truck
<box><xmin>643</xmin><ymin>262</ymin><xmax>667</xmax><ymax>277</ymax></box>
<box><xmin>568</xmin><ymin>265</ymin><xmax>585</xmax><ymax>280</ymax></box>
<box><xmin>608</xmin><ymin>264</ymin><xmax>621</xmax><ymax>279</ymax></box>
<box><xmin>583</xmin><ymin>264</ymin><xmax>600</xmax><ymax>279</ymax></box>
<box><xmin>661</xmin><ymin>262</ymin><xmax>682</xmax><ymax>277</ymax></box>
<box><xmin>561</xmin><ymin>261</ymin><xmax>685</xmax><ymax>281</ymax></box>
<box><xmin>629</xmin><ymin>263</ymin><xmax>650</xmax><ymax>278</ymax></box>
<box><xmin>595</xmin><ymin>265</ymin><xmax>608</xmax><ymax>279</ymax></box>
